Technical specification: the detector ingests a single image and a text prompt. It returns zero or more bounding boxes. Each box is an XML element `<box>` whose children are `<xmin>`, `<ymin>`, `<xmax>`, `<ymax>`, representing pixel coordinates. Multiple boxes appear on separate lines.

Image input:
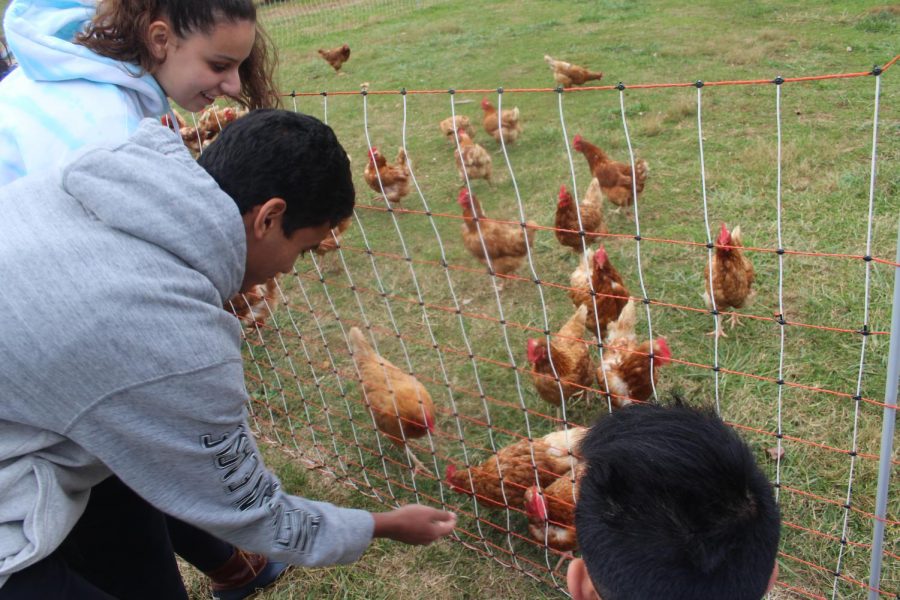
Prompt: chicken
<box><xmin>481</xmin><ymin>97</ymin><xmax>523</xmax><ymax>145</ymax></box>
<box><xmin>524</xmin><ymin>464</ymin><xmax>585</xmax><ymax>553</ymax></box>
<box><xmin>572</xmin><ymin>134</ymin><xmax>649</xmax><ymax>216</ymax></box>
<box><xmin>160</xmin><ymin>112</ymin><xmax>186</xmax><ymax>130</ymax></box>
<box><xmin>348</xmin><ymin>327</ymin><xmax>435</xmax><ymax>474</ymax></box>
<box><xmin>554</xmin><ymin>179</ymin><xmax>606</xmax><ymax>252</ymax></box>
<box><xmin>318</xmin><ymin>43</ymin><xmax>350</xmax><ymax>72</ymax></box>
<box><xmin>311</xmin><ymin>216</ymin><xmax>352</xmax><ymax>272</ymax></box>
<box><xmin>568</xmin><ymin>246</ymin><xmax>629</xmax><ymax>339</ymax></box>
<box><xmin>439</xmin><ymin>115</ymin><xmax>474</xmax><ymax>143</ymax></box>
<box><xmin>543</xmin><ymin>55</ymin><xmax>604</xmax><ymax>87</ymax></box>
<box><xmin>454</xmin><ymin>127</ymin><xmax>492</xmax><ymax>182</ymax></box>
<box><xmin>457</xmin><ymin>188</ymin><xmax>536</xmax><ymax>282</ymax></box>
<box><xmin>226</xmin><ymin>278</ymin><xmax>279</xmax><ymax>330</ymax></box>
<box><xmin>527</xmin><ymin>305</ymin><xmax>596</xmax><ymax>408</ymax></box>
<box><xmin>364</xmin><ymin>147</ymin><xmax>411</xmax><ymax>204</ymax></box>
<box><xmin>703</xmin><ymin>223</ymin><xmax>755</xmax><ymax>337</ymax></box>
<box><xmin>446</xmin><ymin>427</ymin><xmax>586</xmax><ymax>509</ymax></box>
<box><xmin>166</xmin><ymin>105</ymin><xmax>247</xmax><ymax>157</ymax></box>
<box><xmin>314</xmin><ymin>217</ymin><xmax>352</xmax><ymax>257</ymax></box>
<box><xmin>197</xmin><ymin>105</ymin><xmax>246</xmax><ymax>137</ymax></box>
<box><xmin>596</xmin><ymin>301</ymin><xmax>671</xmax><ymax>408</ymax></box>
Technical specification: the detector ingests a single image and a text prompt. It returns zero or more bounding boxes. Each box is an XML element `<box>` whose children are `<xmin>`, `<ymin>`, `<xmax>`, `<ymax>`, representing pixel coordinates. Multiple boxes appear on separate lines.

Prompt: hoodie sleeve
<box><xmin>63</xmin><ymin>359</ymin><xmax>375</xmax><ymax>567</ymax></box>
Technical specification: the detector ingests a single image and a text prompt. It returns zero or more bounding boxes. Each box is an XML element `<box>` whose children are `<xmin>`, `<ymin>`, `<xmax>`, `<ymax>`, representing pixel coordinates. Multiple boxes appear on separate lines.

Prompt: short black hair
<box><xmin>198</xmin><ymin>109</ymin><xmax>354</xmax><ymax>235</ymax></box>
<box><xmin>575</xmin><ymin>403</ymin><xmax>780</xmax><ymax>600</ymax></box>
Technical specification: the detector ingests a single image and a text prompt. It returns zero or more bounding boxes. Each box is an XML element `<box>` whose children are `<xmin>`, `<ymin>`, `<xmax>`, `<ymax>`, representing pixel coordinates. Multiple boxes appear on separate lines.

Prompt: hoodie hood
<box><xmin>62</xmin><ymin>118</ymin><xmax>246</xmax><ymax>300</ymax></box>
<box><xmin>3</xmin><ymin>0</ymin><xmax>168</xmax><ymax>114</ymax></box>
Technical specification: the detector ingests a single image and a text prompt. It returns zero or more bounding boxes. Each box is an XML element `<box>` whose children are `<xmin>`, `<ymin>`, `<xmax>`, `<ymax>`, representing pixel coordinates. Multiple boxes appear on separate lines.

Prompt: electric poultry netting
<box><xmin>216</xmin><ymin>63</ymin><xmax>899</xmax><ymax>599</ymax></box>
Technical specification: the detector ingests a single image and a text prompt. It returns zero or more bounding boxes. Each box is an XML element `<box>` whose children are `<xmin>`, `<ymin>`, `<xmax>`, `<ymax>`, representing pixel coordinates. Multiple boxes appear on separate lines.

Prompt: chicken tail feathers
<box><xmin>348</xmin><ymin>326</ymin><xmax>373</xmax><ymax>360</ymax></box>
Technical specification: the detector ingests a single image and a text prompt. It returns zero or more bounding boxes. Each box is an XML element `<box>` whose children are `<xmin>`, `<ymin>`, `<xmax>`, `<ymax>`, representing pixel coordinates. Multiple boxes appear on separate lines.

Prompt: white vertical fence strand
<box><xmin>360</xmin><ymin>91</ymin><xmax>449</xmax><ymax>501</ymax></box>
<box><xmin>307</xmin><ymin>241</ymin><xmax>406</xmax><ymax>503</ymax></box>
<box><xmin>773</xmin><ymin>80</ymin><xmax>787</xmax><ymax>506</ymax></box>
<box><xmin>449</xmin><ymin>92</ymin><xmax>520</xmax><ymax>562</ymax></box>
<box><xmin>283</xmin><ymin>102</ymin><xmax>385</xmax><ymax>495</ymax></box>
<box><xmin>399</xmin><ymin>92</ymin><xmax>498</xmax><ymax>552</ymax></box>
<box><xmin>188</xmin><ymin>112</ymin><xmax>203</xmax><ymax>157</ymax></box>
<box><xmin>695</xmin><ymin>85</ymin><xmax>722</xmax><ymax>415</ymax></box>
<box><xmin>618</xmin><ymin>88</ymin><xmax>659</xmax><ymax>403</ymax></box>
<box><xmin>289</xmin><ymin>265</ymin><xmax>385</xmax><ymax>497</ymax></box>
<box><xmin>557</xmin><ymin>90</ymin><xmax>614</xmax><ymax>415</ymax></box>
<box><xmin>495</xmin><ymin>90</ymin><xmax>572</xmax><ymax>587</ymax></box>
<box><xmin>831</xmin><ymin>70</ymin><xmax>882</xmax><ymax>600</ymax></box>
<box><xmin>230</xmin><ymin>299</ymin><xmax>282</xmax><ymax>442</ymax></box>
<box><xmin>275</xmin><ymin>273</ymin><xmax>361</xmax><ymax>484</ymax></box>
<box><xmin>267</xmin><ymin>280</ymin><xmax>327</xmax><ymax>465</ymax></box>
<box><xmin>244</xmin><ymin>310</ymin><xmax>289</xmax><ymax>446</ymax></box>
<box><xmin>356</xmin><ymin>94</ymin><xmax>434</xmax><ymax>503</ymax></box>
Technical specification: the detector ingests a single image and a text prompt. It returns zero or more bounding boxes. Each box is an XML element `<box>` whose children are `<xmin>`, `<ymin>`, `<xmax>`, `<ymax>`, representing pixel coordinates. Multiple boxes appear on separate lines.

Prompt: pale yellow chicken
<box><xmin>454</xmin><ymin>127</ymin><xmax>492</xmax><ymax>182</ymax></box>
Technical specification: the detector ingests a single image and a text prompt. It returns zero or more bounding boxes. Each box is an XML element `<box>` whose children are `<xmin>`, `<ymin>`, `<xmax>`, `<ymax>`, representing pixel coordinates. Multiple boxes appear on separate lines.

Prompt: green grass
<box><xmin>208</xmin><ymin>1</ymin><xmax>899</xmax><ymax>598</ymax></box>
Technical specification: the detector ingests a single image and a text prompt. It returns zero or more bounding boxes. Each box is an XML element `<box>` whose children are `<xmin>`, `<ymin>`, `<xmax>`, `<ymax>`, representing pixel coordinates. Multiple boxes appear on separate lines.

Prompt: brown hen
<box><xmin>446</xmin><ymin>427</ymin><xmax>586</xmax><ymax>509</ymax></box>
<box><xmin>348</xmin><ymin>326</ymin><xmax>435</xmax><ymax>473</ymax></box>
<box><xmin>527</xmin><ymin>305</ymin><xmax>596</xmax><ymax>408</ymax></box>
<box><xmin>554</xmin><ymin>179</ymin><xmax>606</xmax><ymax>252</ymax></box>
<box><xmin>703</xmin><ymin>223</ymin><xmax>755</xmax><ymax>337</ymax></box>
<box><xmin>573</xmin><ymin>134</ymin><xmax>648</xmax><ymax>217</ymax></box>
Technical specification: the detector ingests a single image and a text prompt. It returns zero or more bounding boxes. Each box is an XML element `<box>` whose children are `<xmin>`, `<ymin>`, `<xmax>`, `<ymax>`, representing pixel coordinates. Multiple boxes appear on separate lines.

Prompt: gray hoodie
<box><xmin>0</xmin><ymin>119</ymin><xmax>374</xmax><ymax>587</ymax></box>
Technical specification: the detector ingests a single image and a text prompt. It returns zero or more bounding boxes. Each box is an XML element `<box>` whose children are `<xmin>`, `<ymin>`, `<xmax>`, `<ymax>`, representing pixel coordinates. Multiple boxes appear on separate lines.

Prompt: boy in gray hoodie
<box><xmin>0</xmin><ymin>109</ymin><xmax>456</xmax><ymax>599</ymax></box>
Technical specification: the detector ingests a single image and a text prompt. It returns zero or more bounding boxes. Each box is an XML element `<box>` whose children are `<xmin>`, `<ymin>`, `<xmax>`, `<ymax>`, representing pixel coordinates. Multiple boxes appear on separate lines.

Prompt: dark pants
<box><xmin>0</xmin><ymin>476</ymin><xmax>234</xmax><ymax>599</ymax></box>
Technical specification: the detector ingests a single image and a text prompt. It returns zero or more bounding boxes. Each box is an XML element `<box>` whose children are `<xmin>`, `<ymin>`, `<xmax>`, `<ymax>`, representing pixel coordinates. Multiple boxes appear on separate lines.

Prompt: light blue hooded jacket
<box><xmin>0</xmin><ymin>0</ymin><xmax>171</xmax><ymax>185</ymax></box>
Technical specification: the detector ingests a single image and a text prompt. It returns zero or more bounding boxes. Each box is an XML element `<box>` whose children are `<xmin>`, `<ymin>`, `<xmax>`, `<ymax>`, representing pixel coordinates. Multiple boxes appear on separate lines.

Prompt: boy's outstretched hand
<box><xmin>372</xmin><ymin>505</ymin><xmax>457</xmax><ymax>545</ymax></box>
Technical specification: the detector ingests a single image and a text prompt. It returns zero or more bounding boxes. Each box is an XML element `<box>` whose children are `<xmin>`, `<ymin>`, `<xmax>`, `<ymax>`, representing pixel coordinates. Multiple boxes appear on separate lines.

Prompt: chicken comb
<box><xmin>558</xmin><ymin>185</ymin><xmax>569</xmax><ymax>200</ymax></box>
<box><xmin>594</xmin><ymin>246</ymin><xmax>608</xmax><ymax>267</ymax></box>
<box><xmin>572</xmin><ymin>134</ymin><xmax>584</xmax><ymax>149</ymax></box>
<box><xmin>717</xmin><ymin>222</ymin><xmax>731</xmax><ymax>246</ymax></box>
<box><xmin>457</xmin><ymin>188</ymin><xmax>471</xmax><ymax>206</ymax></box>
<box><xmin>524</xmin><ymin>486</ymin><xmax>548</xmax><ymax>521</ymax></box>
<box><xmin>654</xmin><ymin>337</ymin><xmax>672</xmax><ymax>365</ymax></box>
<box><xmin>526</xmin><ymin>338</ymin><xmax>542</xmax><ymax>363</ymax></box>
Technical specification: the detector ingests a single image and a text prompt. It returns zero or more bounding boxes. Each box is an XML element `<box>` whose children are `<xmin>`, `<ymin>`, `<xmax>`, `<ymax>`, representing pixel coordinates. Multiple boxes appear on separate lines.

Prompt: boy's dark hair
<box><xmin>575</xmin><ymin>403</ymin><xmax>780</xmax><ymax>600</ymax></box>
<box><xmin>197</xmin><ymin>109</ymin><xmax>355</xmax><ymax>235</ymax></box>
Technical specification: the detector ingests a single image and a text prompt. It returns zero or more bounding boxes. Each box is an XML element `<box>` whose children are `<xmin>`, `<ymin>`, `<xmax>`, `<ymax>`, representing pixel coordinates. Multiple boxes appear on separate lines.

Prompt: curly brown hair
<box><xmin>76</xmin><ymin>0</ymin><xmax>280</xmax><ymax>109</ymax></box>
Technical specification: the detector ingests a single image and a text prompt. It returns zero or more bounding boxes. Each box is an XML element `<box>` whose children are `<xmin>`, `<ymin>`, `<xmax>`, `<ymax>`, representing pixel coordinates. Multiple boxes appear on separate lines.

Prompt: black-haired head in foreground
<box><xmin>574</xmin><ymin>403</ymin><xmax>780</xmax><ymax>600</ymax></box>
<box><xmin>198</xmin><ymin>109</ymin><xmax>354</xmax><ymax>236</ymax></box>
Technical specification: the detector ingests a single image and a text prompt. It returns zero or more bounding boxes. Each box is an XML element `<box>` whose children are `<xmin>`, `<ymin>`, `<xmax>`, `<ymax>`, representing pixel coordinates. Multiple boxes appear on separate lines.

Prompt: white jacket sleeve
<box><xmin>64</xmin><ymin>359</ymin><xmax>374</xmax><ymax>567</ymax></box>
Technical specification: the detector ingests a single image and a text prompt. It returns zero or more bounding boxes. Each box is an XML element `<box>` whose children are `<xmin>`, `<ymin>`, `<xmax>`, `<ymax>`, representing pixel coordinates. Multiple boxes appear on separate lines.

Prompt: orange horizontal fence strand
<box><xmin>778</xmin><ymin>550</ymin><xmax>895</xmax><ymax>597</ymax></box>
<box><xmin>353</xmin><ymin>202</ymin><xmax>900</xmax><ymax>270</ymax></box>
<box><xmin>290</xmin><ymin>268</ymin><xmax>896</xmax><ymax>412</ymax></box>
<box><xmin>281</xmin><ymin>55</ymin><xmax>899</xmax><ymax>97</ymax></box>
<box><xmin>246</xmin><ymin>403</ymin><xmax>898</xmax><ymax>598</ymax></box>
<box><xmin>242</xmin><ymin>362</ymin><xmax>900</xmax><ymax>529</ymax></box>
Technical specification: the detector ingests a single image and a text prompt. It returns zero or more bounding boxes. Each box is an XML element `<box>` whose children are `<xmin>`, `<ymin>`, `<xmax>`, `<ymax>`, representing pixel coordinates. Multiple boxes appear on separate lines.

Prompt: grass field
<box><xmin>183</xmin><ymin>1</ymin><xmax>899</xmax><ymax>598</ymax></box>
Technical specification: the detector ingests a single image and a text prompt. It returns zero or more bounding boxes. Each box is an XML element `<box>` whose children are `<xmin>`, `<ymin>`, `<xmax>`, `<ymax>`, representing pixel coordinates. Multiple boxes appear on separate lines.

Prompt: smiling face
<box><xmin>149</xmin><ymin>18</ymin><xmax>256</xmax><ymax>112</ymax></box>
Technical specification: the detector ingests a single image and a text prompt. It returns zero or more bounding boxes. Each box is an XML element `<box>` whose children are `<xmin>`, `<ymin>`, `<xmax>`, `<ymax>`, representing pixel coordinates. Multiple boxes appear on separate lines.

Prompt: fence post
<box><xmin>867</xmin><ymin>218</ymin><xmax>900</xmax><ymax>600</ymax></box>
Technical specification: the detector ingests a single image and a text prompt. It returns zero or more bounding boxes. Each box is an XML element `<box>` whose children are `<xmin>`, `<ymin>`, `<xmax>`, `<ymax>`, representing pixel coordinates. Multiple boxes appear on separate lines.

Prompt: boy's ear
<box><xmin>567</xmin><ymin>558</ymin><xmax>602</xmax><ymax>600</ymax></box>
<box><xmin>146</xmin><ymin>20</ymin><xmax>172</xmax><ymax>62</ymax></box>
<box><xmin>245</xmin><ymin>198</ymin><xmax>287</xmax><ymax>240</ymax></box>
